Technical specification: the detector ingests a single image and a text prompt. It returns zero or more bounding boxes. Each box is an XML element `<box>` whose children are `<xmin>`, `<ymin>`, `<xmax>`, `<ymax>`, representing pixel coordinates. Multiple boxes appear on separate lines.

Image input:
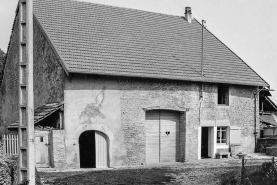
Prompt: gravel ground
<box><xmin>39</xmin><ymin>158</ymin><xmax>267</xmax><ymax>185</ymax></box>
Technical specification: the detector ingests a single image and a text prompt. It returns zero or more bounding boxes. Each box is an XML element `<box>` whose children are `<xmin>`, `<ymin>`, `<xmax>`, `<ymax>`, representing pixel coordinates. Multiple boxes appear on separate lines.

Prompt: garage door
<box><xmin>145</xmin><ymin>110</ymin><xmax>180</xmax><ymax>163</ymax></box>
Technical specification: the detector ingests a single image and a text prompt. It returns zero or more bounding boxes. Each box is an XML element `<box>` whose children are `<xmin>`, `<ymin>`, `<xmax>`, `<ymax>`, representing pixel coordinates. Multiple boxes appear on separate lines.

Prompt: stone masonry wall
<box><xmin>0</xmin><ymin>16</ymin><xmax>66</xmax><ymax>130</ymax></box>
<box><xmin>119</xmin><ymin>77</ymin><xmax>257</xmax><ymax>164</ymax></box>
<box><xmin>256</xmin><ymin>138</ymin><xmax>277</xmax><ymax>153</ymax></box>
<box><xmin>119</xmin><ymin>78</ymin><xmax>198</xmax><ymax>164</ymax></box>
<box><xmin>33</xmin><ymin>18</ymin><xmax>66</xmax><ymax>109</ymax></box>
<box><xmin>0</xmin><ymin>15</ymin><xmax>19</xmax><ymax>132</ymax></box>
<box><xmin>50</xmin><ymin>130</ymin><xmax>66</xmax><ymax>168</ymax></box>
<box><xmin>64</xmin><ymin>74</ymin><xmax>258</xmax><ymax>167</ymax></box>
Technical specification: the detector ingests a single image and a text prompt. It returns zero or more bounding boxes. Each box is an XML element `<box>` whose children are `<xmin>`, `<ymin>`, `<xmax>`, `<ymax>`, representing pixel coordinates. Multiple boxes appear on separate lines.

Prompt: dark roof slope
<box><xmin>265</xmin><ymin>96</ymin><xmax>277</xmax><ymax>111</ymax></box>
<box><xmin>33</xmin><ymin>0</ymin><xmax>268</xmax><ymax>86</ymax></box>
<box><xmin>260</xmin><ymin>114</ymin><xmax>277</xmax><ymax>126</ymax></box>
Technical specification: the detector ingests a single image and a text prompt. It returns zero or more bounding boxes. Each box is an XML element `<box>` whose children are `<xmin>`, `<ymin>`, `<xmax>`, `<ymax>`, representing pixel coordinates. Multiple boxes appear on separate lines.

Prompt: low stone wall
<box><xmin>50</xmin><ymin>130</ymin><xmax>66</xmax><ymax>169</ymax></box>
<box><xmin>266</xmin><ymin>147</ymin><xmax>277</xmax><ymax>156</ymax></box>
<box><xmin>257</xmin><ymin>138</ymin><xmax>277</xmax><ymax>153</ymax></box>
<box><xmin>0</xmin><ymin>155</ymin><xmax>43</xmax><ymax>185</ymax></box>
<box><xmin>0</xmin><ymin>155</ymin><xmax>18</xmax><ymax>185</ymax></box>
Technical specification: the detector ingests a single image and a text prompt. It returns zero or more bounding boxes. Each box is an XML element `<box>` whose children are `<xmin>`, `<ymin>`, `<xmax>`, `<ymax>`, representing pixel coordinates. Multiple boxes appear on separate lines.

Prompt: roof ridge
<box><xmin>194</xmin><ymin>18</ymin><xmax>269</xmax><ymax>86</ymax></box>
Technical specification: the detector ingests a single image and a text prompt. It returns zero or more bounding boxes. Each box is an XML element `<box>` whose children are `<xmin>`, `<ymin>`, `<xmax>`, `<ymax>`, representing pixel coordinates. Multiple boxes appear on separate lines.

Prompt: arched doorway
<box><xmin>79</xmin><ymin>130</ymin><xmax>109</xmax><ymax>168</ymax></box>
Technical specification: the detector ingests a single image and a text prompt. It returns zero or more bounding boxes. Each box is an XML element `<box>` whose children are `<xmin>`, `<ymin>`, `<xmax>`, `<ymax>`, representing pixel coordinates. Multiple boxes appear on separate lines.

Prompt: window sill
<box><xmin>217</xmin><ymin>144</ymin><xmax>229</xmax><ymax>148</ymax></box>
<box><xmin>217</xmin><ymin>104</ymin><xmax>229</xmax><ymax>106</ymax></box>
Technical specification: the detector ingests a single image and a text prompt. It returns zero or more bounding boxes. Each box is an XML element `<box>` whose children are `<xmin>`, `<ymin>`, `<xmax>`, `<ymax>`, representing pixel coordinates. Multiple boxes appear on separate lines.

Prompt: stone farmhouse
<box><xmin>0</xmin><ymin>0</ymin><xmax>270</xmax><ymax>169</ymax></box>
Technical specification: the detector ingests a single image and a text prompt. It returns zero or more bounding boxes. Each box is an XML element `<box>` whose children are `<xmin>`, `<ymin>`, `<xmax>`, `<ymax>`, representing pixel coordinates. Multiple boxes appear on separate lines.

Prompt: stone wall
<box><xmin>0</xmin><ymin>16</ymin><xmax>66</xmax><ymax>130</ymax></box>
<box><xmin>119</xmin><ymin>77</ymin><xmax>257</xmax><ymax>163</ymax></box>
<box><xmin>0</xmin><ymin>15</ymin><xmax>19</xmax><ymax>131</ymax></box>
<box><xmin>33</xmin><ymin>19</ymin><xmax>66</xmax><ymax>109</ymax></box>
<box><xmin>264</xmin><ymin>127</ymin><xmax>277</xmax><ymax>138</ymax></box>
<box><xmin>257</xmin><ymin>138</ymin><xmax>277</xmax><ymax>153</ymax></box>
<box><xmin>0</xmin><ymin>155</ymin><xmax>18</xmax><ymax>185</ymax></box>
<box><xmin>64</xmin><ymin>74</ymin><xmax>258</xmax><ymax>167</ymax></box>
<box><xmin>50</xmin><ymin>130</ymin><xmax>66</xmax><ymax>168</ymax></box>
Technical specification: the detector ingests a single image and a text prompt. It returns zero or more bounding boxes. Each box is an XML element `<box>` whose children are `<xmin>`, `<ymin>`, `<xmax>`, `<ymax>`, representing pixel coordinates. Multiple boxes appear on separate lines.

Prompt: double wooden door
<box><xmin>145</xmin><ymin>110</ymin><xmax>180</xmax><ymax>163</ymax></box>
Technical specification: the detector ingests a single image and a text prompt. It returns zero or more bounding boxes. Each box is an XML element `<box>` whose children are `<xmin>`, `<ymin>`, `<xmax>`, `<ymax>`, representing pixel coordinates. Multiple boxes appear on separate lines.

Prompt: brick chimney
<box><xmin>185</xmin><ymin>7</ymin><xmax>192</xmax><ymax>23</ymax></box>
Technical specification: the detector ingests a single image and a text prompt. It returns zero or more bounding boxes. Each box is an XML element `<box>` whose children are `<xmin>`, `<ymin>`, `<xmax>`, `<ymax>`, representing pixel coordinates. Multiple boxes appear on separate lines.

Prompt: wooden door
<box><xmin>35</xmin><ymin>131</ymin><xmax>50</xmax><ymax>167</ymax></box>
<box><xmin>160</xmin><ymin>111</ymin><xmax>180</xmax><ymax>162</ymax></box>
<box><xmin>95</xmin><ymin>131</ymin><xmax>108</xmax><ymax>168</ymax></box>
<box><xmin>145</xmin><ymin>110</ymin><xmax>179</xmax><ymax>163</ymax></box>
<box><xmin>145</xmin><ymin>110</ymin><xmax>160</xmax><ymax>163</ymax></box>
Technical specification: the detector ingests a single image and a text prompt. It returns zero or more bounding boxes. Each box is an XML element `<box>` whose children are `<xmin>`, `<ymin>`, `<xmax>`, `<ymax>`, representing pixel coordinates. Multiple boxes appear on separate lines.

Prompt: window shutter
<box><xmin>230</xmin><ymin>127</ymin><xmax>241</xmax><ymax>145</ymax></box>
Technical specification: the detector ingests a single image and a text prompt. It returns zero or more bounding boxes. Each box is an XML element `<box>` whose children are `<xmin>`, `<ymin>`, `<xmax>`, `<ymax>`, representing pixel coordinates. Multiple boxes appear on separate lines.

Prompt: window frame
<box><xmin>217</xmin><ymin>127</ymin><xmax>229</xmax><ymax>145</ymax></box>
<box><xmin>218</xmin><ymin>84</ymin><xmax>229</xmax><ymax>105</ymax></box>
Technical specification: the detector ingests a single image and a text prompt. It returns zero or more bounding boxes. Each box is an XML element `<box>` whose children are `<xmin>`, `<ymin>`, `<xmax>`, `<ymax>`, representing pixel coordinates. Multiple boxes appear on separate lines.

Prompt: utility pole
<box><xmin>18</xmin><ymin>0</ymin><xmax>35</xmax><ymax>184</ymax></box>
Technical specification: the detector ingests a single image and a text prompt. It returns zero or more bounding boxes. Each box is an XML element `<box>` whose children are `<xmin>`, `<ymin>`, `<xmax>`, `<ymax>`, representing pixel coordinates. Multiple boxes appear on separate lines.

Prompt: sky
<box><xmin>0</xmin><ymin>0</ymin><xmax>277</xmax><ymax>103</ymax></box>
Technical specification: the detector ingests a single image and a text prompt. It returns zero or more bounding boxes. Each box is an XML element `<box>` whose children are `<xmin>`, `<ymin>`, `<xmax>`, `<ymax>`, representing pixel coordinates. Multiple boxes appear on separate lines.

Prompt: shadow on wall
<box><xmin>79</xmin><ymin>86</ymin><xmax>106</xmax><ymax>125</ymax></box>
<box><xmin>67</xmin><ymin>74</ymin><xmax>202</xmax><ymax>92</ymax></box>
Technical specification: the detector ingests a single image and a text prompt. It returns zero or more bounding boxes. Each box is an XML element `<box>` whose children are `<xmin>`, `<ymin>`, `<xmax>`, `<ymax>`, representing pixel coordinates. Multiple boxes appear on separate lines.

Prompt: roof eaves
<box><xmin>7</xmin><ymin>102</ymin><xmax>64</xmax><ymax>129</ymax></box>
<box><xmin>68</xmin><ymin>70</ymin><xmax>267</xmax><ymax>87</ymax></box>
<box><xmin>33</xmin><ymin>14</ymin><xmax>69</xmax><ymax>76</ymax></box>
<box><xmin>34</xmin><ymin>102</ymin><xmax>64</xmax><ymax>124</ymax></box>
<box><xmin>194</xmin><ymin>19</ymin><xmax>269</xmax><ymax>87</ymax></box>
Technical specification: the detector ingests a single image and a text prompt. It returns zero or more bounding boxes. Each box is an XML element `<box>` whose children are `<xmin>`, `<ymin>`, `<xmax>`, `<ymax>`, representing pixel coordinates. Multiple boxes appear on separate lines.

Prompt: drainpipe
<box><xmin>253</xmin><ymin>88</ymin><xmax>258</xmax><ymax>152</ymax></box>
<box><xmin>199</xmin><ymin>20</ymin><xmax>206</xmax><ymax>124</ymax></box>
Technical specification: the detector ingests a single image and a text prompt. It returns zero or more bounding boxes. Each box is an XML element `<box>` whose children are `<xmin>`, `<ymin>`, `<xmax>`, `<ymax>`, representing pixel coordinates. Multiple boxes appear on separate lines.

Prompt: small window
<box><xmin>217</xmin><ymin>127</ymin><xmax>227</xmax><ymax>144</ymax></box>
<box><xmin>40</xmin><ymin>137</ymin><xmax>43</xmax><ymax>142</ymax></box>
<box><xmin>218</xmin><ymin>84</ymin><xmax>229</xmax><ymax>105</ymax></box>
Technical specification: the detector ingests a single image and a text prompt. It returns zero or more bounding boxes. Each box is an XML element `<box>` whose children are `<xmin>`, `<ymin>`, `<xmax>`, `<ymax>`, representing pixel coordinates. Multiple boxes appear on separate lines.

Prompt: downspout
<box><xmin>254</xmin><ymin>88</ymin><xmax>258</xmax><ymax>152</ymax></box>
<box><xmin>199</xmin><ymin>20</ymin><xmax>205</xmax><ymax>125</ymax></box>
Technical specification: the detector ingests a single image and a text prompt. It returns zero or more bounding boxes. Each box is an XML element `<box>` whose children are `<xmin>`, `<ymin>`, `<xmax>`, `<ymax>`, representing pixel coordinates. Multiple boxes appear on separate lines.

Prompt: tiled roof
<box><xmin>8</xmin><ymin>102</ymin><xmax>63</xmax><ymax>128</ymax></box>
<box><xmin>33</xmin><ymin>0</ymin><xmax>268</xmax><ymax>86</ymax></box>
<box><xmin>34</xmin><ymin>102</ymin><xmax>63</xmax><ymax>124</ymax></box>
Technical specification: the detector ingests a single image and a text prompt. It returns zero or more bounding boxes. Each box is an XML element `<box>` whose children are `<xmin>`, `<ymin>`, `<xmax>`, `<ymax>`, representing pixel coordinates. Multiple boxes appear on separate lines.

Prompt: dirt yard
<box><xmin>39</xmin><ymin>159</ymin><xmax>264</xmax><ymax>185</ymax></box>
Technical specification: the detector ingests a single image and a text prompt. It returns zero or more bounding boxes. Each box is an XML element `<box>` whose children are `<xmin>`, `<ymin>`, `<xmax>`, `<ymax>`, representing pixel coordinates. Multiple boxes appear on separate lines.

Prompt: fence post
<box><xmin>2</xmin><ymin>135</ymin><xmax>5</xmax><ymax>154</ymax></box>
<box><xmin>241</xmin><ymin>156</ymin><xmax>245</xmax><ymax>185</ymax></box>
<box><xmin>272</xmin><ymin>157</ymin><xmax>275</xmax><ymax>171</ymax></box>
